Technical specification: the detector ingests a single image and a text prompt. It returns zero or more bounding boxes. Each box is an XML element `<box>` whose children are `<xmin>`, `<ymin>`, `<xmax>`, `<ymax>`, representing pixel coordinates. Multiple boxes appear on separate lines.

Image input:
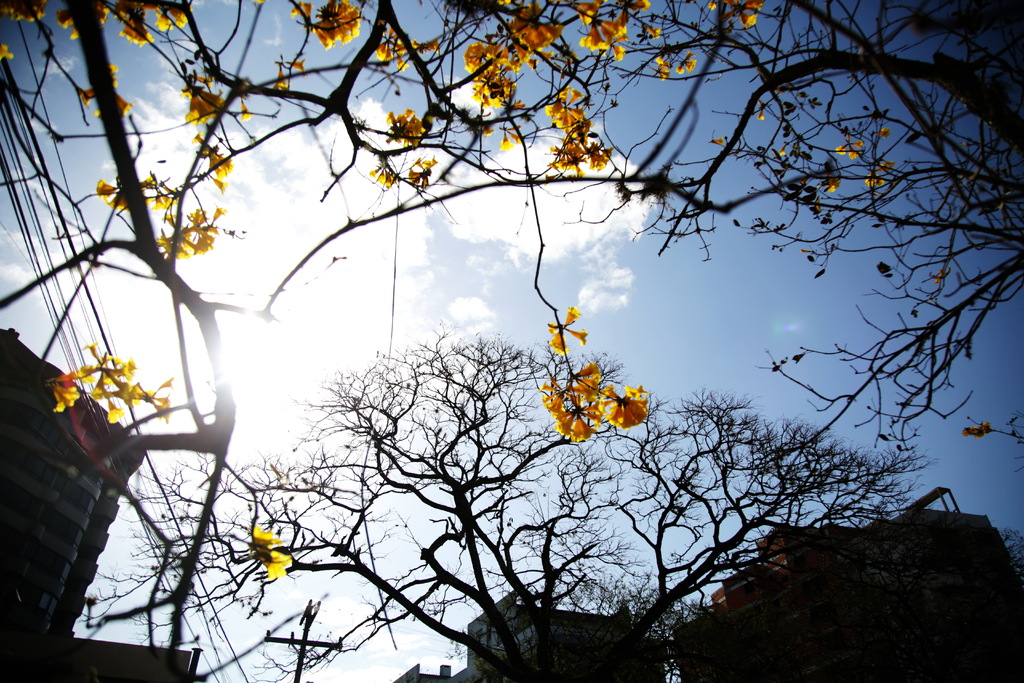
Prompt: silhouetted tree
<box><xmin>130</xmin><ymin>334</ymin><xmax>921</xmax><ymax>680</ymax></box>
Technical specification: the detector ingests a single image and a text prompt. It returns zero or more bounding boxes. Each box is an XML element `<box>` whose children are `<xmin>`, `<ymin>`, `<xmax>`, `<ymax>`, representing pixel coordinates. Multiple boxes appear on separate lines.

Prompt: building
<box><xmin>394</xmin><ymin>596</ymin><xmax>663</xmax><ymax>683</ymax></box>
<box><xmin>679</xmin><ymin>487</ymin><xmax>1024</xmax><ymax>682</ymax></box>
<box><xmin>0</xmin><ymin>328</ymin><xmax>145</xmax><ymax>635</ymax></box>
<box><xmin>393</xmin><ymin>663</ymin><xmax>459</xmax><ymax>683</ymax></box>
<box><xmin>0</xmin><ymin>630</ymin><xmax>200</xmax><ymax>683</ymax></box>
<box><xmin>0</xmin><ymin>329</ymin><xmax>198</xmax><ymax>681</ymax></box>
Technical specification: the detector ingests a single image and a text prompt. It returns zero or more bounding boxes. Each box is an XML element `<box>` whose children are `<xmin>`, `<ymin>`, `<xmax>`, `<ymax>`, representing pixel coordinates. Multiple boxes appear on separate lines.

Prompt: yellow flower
<box><xmin>866</xmin><ymin>161</ymin><xmax>894</xmax><ymax>188</ymax></box>
<box><xmin>601</xmin><ymin>385</ymin><xmax>648</xmax><ymax>429</ymax></box>
<box><xmin>407</xmin><ymin>157</ymin><xmax>437</xmax><ymax>188</ymax></box>
<box><xmin>653</xmin><ymin>56</ymin><xmax>670</xmax><ymax>80</ymax></box>
<box><xmin>499</xmin><ymin>129</ymin><xmax>522</xmax><ymax>151</ymax></box>
<box><xmin>542</xmin><ymin>377</ymin><xmax>604</xmax><ymax>442</ymax></box>
<box><xmin>96</xmin><ymin>179</ymin><xmax>129</xmax><ymax>210</ymax></box>
<box><xmin>510</xmin><ymin>3</ymin><xmax>564</xmax><ymax>52</ymax></box>
<box><xmin>680</xmin><ymin>52</ymin><xmax>697</xmax><ymax>73</ymax></box>
<box><xmin>575</xmin><ymin>0</ymin><xmax>603</xmax><ymax>25</ymax></box>
<box><xmin>49</xmin><ymin>345</ymin><xmax>171</xmax><ymax>421</ymax></box>
<box><xmin>716</xmin><ymin>0</ymin><xmax>764</xmax><ymax>30</ymax></box>
<box><xmin>0</xmin><ymin>44</ymin><xmax>12</xmax><ymax>60</ymax></box>
<box><xmin>386</xmin><ymin>109</ymin><xmax>425</xmax><ymax>147</ymax></box>
<box><xmin>183</xmin><ymin>85</ymin><xmax>224</xmax><ymax>125</ymax></box>
<box><xmin>310</xmin><ymin>0</ymin><xmax>361</xmax><ymax>49</ymax></box>
<box><xmin>557</xmin><ymin>411</ymin><xmax>600</xmax><ymax>442</ymax></box>
<box><xmin>834</xmin><ymin>139</ymin><xmax>864</xmax><ymax>159</ymax></box>
<box><xmin>114</xmin><ymin>0</ymin><xmax>154</xmax><ymax>46</ymax></box>
<box><xmin>0</xmin><ymin>0</ymin><xmax>46</xmax><ymax>22</ymax></box>
<box><xmin>579</xmin><ymin>13</ymin><xmax>630</xmax><ymax>60</ymax></box>
<box><xmin>572</xmin><ymin>362</ymin><xmax>602</xmax><ymax>402</ymax></box>
<box><xmin>962</xmin><ymin>422</ymin><xmax>992</xmax><ymax>438</ymax></box>
<box><xmin>376</xmin><ymin>28</ymin><xmax>410</xmax><ymax>71</ymax></box>
<box><xmin>153</xmin><ymin>6</ymin><xmax>186</xmax><ymax>32</ymax></box>
<box><xmin>51</xmin><ymin>376</ymin><xmax>80</xmax><ymax>412</ymax></box>
<box><xmin>548</xmin><ymin>306</ymin><xmax>587</xmax><ymax>354</ymax></box>
<box><xmin>250</xmin><ymin>526</ymin><xmax>292</xmax><ymax>581</ymax></box>
<box><xmin>158</xmin><ymin>208</ymin><xmax>221</xmax><ymax>259</ymax></box>
<box><xmin>200</xmin><ymin>145</ymin><xmax>234</xmax><ymax>192</ymax></box>
<box><xmin>370</xmin><ymin>163</ymin><xmax>400</xmax><ymax>188</ymax></box>
<box><xmin>106</xmin><ymin>401</ymin><xmax>126</xmax><ymax>424</ymax></box>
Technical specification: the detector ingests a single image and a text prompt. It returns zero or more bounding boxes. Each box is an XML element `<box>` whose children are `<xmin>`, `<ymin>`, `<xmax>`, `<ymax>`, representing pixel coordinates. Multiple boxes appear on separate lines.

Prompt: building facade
<box><xmin>0</xmin><ymin>329</ymin><xmax>143</xmax><ymax>635</ymax></box>
<box><xmin>681</xmin><ymin>488</ymin><xmax>1024</xmax><ymax>682</ymax></box>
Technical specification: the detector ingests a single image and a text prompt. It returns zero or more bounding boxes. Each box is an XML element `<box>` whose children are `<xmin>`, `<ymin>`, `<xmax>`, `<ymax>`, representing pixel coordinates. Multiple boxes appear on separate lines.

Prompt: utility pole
<box><xmin>264</xmin><ymin>600</ymin><xmax>344</xmax><ymax>683</ymax></box>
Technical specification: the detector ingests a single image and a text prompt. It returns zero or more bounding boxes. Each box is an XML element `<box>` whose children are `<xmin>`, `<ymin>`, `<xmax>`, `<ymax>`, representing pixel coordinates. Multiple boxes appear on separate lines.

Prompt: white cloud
<box><xmin>447</xmin><ymin>296</ymin><xmax>495</xmax><ymax>334</ymax></box>
<box><xmin>579</xmin><ymin>262</ymin><xmax>635</xmax><ymax>313</ymax></box>
<box><xmin>436</xmin><ymin>145</ymin><xmax>648</xmax><ymax>314</ymax></box>
<box><xmin>0</xmin><ymin>260</ymin><xmax>34</xmax><ymax>287</ymax></box>
<box><xmin>313</xmin><ymin>595</ymin><xmax>375</xmax><ymax>631</ymax></box>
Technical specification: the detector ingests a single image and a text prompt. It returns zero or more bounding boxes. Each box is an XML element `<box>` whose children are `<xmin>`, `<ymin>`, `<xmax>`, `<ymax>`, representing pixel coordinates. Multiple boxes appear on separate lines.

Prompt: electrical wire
<box><xmin>2</xmin><ymin>48</ymin><xmax>247</xmax><ymax>683</ymax></box>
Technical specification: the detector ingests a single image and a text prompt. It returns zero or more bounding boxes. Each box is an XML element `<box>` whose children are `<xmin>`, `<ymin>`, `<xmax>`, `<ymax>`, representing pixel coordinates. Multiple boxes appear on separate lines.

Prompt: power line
<box><xmin>2</xmin><ymin>48</ymin><xmax>246</xmax><ymax>683</ymax></box>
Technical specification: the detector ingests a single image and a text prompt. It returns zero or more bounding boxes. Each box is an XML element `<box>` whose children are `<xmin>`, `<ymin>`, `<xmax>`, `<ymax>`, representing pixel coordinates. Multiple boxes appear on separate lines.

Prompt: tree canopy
<box><xmin>135</xmin><ymin>334</ymin><xmax>920</xmax><ymax>680</ymax></box>
<box><xmin>0</xmin><ymin>0</ymin><xmax>1020</xmax><ymax>677</ymax></box>
<box><xmin>3</xmin><ymin>0</ymin><xmax>1020</xmax><ymax>437</ymax></box>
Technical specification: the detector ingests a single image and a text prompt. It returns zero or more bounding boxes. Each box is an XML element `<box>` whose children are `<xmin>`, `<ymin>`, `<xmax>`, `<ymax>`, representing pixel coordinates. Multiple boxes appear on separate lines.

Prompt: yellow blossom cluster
<box><xmin>49</xmin><ymin>343</ymin><xmax>172</xmax><ymax>423</ymax></box>
<box><xmin>834</xmin><ymin>138</ymin><xmax>864</xmax><ymax>159</ymax></box>
<box><xmin>96</xmin><ymin>173</ymin><xmax>174</xmax><ymax>213</ymax></box>
<box><xmin>0</xmin><ymin>0</ymin><xmax>46</xmax><ymax>22</ymax></box>
<box><xmin>197</xmin><ymin>139</ymin><xmax>235</xmax><ymax>193</ymax></box>
<box><xmin>250</xmin><ymin>526</ymin><xmax>292</xmax><ymax>581</ymax></box>
<box><xmin>547</xmin><ymin>305</ymin><xmax>587</xmax><ymax>354</ymax></box>
<box><xmin>157</xmin><ymin>207</ymin><xmax>225</xmax><ymax>259</ymax></box>
<box><xmin>576</xmin><ymin>0</ymin><xmax>651</xmax><ymax>61</ymax></box>
<box><xmin>183</xmin><ymin>80</ymin><xmax>225</xmax><ymax>126</ymax></box>
<box><xmin>711</xmin><ymin>0</ymin><xmax>764</xmax><ymax>30</ymax></box>
<box><xmin>386</xmin><ymin>109</ymin><xmax>425</xmax><ymax>147</ymax></box>
<box><xmin>407</xmin><ymin>157</ymin><xmax>437</xmax><ymax>188</ymax></box>
<box><xmin>79</xmin><ymin>88</ymin><xmax>133</xmax><ymax>117</ymax></box>
<box><xmin>510</xmin><ymin>2</ymin><xmax>564</xmax><ymax>53</ymax></box>
<box><xmin>375</xmin><ymin>27</ymin><xmax>439</xmax><ymax>72</ymax></box>
<box><xmin>54</xmin><ymin>2</ymin><xmax>107</xmax><ymax>39</ymax></box>
<box><xmin>461</xmin><ymin>2</ymin><xmax>564</xmax><ymax>115</ymax></box>
<box><xmin>541</xmin><ymin>307</ymin><xmax>648</xmax><ymax>442</ymax></box>
<box><xmin>962</xmin><ymin>422</ymin><xmax>992</xmax><ymax>438</ymax></box>
<box><xmin>865</xmin><ymin>160</ymin><xmax>895</xmax><ymax>188</ymax></box>
<box><xmin>273</xmin><ymin>58</ymin><xmax>305</xmax><ymax>91</ymax></box>
<box><xmin>464</xmin><ymin>42</ymin><xmax>522</xmax><ymax>110</ymax></box>
<box><xmin>96</xmin><ymin>170</ymin><xmax>226</xmax><ymax>259</ymax></box>
<box><xmin>292</xmin><ymin>0</ymin><xmax>361</xmax><ymax>49</ymax></box>
<box><xmin>545</xmin><ymin>87</ymin><xmax>612</xmax><ymax>175</ymax></box>
<box><xmin>52</xmin><ymin>1</ymin><xmax>187</xmax><ymax>45</ymax></box>
<box><xmin>371</xmin><ymin>155</ymin><xmax>438</xmax><ymax>190</ymax></box>
<box><xmin>74</xmin><ymin>64</ymin><xmax>132</xmax><ymax>118</ymax></box>
<box><xmin>652</xmin><ymin>51</ymin><xmax>696</xmax><ymax>79</ymax></box>
<box><xmin>370</xmin><ymin>163</ymin><xmax>400</xmax><ymax>188</ymax></box>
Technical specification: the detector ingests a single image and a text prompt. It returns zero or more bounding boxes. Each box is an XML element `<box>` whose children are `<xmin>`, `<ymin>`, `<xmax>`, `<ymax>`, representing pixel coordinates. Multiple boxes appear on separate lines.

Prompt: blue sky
<box><xmin>2</xmin><ymin>2</ymin><xmax>1022</xmax><ymax>681</ymax></box>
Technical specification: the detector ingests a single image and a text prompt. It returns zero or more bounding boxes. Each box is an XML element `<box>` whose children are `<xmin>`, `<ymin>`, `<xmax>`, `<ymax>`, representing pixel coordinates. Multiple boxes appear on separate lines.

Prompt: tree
<box><xmin>0</xmin><ymin>0</ymin><xmax>1017</xmax><ymax>670</ymax></box>
<box><xmin>132</xmin><ymin>333</ymin><xmax>920</xmax><ymax>680</ymax></box>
